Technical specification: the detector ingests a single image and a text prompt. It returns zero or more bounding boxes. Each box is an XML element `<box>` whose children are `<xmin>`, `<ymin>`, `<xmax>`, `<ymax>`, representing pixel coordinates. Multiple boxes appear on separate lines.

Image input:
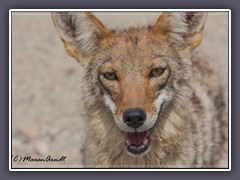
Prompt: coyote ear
<box><xmin>152</xmin><ymin>12</ymin><xmax>207</xmax><ymax>52</ymax></box>
<box><xmin>52</xmin><ymin>12</ymin><xmax>110</xmax><ymax>62</ymax></box>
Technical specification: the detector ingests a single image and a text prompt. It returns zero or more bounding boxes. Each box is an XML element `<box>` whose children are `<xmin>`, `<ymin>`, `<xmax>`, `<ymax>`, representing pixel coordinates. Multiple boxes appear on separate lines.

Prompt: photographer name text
<box><xmin>12</xmin><ymin>155</ymin><xmax>67</xmax><ymax>163</ymax></box>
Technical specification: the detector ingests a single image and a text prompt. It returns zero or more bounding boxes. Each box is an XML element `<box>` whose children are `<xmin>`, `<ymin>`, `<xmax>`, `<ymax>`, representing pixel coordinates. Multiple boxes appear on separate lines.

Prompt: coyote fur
<box><xmin>52</xmin><ymin>12</ymin><xmax>228</xmax><ymax>168</ymax></box>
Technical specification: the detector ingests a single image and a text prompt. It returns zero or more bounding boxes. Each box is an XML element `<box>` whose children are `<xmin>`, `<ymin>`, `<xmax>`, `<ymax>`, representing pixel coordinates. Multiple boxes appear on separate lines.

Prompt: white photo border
<box><xmin>9</xmin><ymin>9</ymin><xmax>231</xmax><ymax>171</ymax></box>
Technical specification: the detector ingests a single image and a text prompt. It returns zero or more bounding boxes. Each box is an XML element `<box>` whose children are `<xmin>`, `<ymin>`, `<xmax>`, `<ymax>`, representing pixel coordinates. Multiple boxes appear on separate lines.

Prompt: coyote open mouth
<box><xmin>123</xmin><ymin>128</ymin><xmax>153</xmax><ymax>155</ymax></box>
<box><xmin>122</xmin><ymin>102</ymin><xmax>165</xmax><ymax>155</ymax></box>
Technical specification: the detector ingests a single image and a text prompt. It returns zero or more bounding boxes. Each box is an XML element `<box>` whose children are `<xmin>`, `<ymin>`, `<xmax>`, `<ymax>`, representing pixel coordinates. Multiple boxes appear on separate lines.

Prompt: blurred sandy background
<box><xmin>11</xmin><ymin>11</ymin><xmax>229</xmax><ymax>168</ymax></box>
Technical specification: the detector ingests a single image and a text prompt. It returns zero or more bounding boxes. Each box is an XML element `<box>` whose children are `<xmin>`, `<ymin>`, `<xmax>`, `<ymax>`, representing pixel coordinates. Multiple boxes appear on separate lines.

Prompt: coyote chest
<box><xmin>52</xmin><ymin>11</ymin><xmax>227</xmax><ymax>168</ymax></box>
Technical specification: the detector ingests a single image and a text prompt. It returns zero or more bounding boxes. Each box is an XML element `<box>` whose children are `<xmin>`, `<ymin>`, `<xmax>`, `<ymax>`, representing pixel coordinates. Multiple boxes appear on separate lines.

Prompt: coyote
<box><xmin>52</xmin><ymin>12</ymin><xmax>228</xmax><ymax>168</ymax></box>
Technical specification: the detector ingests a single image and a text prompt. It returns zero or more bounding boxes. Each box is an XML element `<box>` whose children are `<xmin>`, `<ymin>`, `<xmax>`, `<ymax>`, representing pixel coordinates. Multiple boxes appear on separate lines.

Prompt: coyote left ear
<box><xmin>152</xmin><ymin>12</ymin><xmax>207</xmax><ymax>52</ymax></box>
<box><xmin>52</xmin><ymin>12</ymin><xmax>110</xmax><ymax>64</ymax></box>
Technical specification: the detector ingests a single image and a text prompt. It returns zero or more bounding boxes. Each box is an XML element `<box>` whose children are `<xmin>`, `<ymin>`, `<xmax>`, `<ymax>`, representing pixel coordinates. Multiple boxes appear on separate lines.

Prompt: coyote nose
<box><xmin>123</xmin><ymin>108</ymin><xmax>146</xmax><ymax>128</ymax></box>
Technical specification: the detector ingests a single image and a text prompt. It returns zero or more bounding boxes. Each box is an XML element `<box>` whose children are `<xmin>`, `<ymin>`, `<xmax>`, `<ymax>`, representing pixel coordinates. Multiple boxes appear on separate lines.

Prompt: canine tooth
<box><xmin>126</xmin><ymin>140</ymin><xmax>131</xmax><ymax>146</ymax></box>
<box><xmin>143</xmin><ymin>139</ymin><xmax>148</xmax><ymax>145</ymax></box>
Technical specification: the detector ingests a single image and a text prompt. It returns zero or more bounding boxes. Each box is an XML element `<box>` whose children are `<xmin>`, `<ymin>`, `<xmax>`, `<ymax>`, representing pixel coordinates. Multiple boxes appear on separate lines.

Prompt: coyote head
<box><xmin>52</xmin><ymin>12</ymin><xmax>207</xmax><ymax>156</ymax></box>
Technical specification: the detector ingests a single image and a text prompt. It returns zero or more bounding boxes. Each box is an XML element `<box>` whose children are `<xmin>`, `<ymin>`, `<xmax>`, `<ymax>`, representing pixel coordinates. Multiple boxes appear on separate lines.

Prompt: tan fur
<box><xmin>52</xmin><ymin>12</ymin><xmax>228</xmax><ymax>168</ymax></box>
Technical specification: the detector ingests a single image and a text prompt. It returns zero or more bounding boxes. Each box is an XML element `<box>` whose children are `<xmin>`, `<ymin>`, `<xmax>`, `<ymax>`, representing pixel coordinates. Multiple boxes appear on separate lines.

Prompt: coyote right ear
<box><xmin>52</xmin><ymin>12</ymin><xmax>110</xmax><ymax>63</ymax></box>
<box><xmin>151</xmin><ymin>12</ymin><xmax>207</xmax><ymax>52</ymax></box>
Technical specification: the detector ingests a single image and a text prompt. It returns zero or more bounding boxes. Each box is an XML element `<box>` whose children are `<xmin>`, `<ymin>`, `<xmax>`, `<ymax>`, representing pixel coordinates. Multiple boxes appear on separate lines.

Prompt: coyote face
<box><xmin>52</xmin><ymin>11</ymin><xmax>227</xmax><ymax>167</ymax></box>
<box><xmin>98</xmin><ymin>32</ymin><xmax>175</xmax><ymax>155</ymax></box>
<box><xmin>52</xmin><ymin>12</ymin><xmax>207</xmax><ymax>156</ymax></box>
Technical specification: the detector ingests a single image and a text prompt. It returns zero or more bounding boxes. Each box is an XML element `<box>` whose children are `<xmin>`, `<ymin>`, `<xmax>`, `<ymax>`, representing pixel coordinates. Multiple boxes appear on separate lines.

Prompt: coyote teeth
<box><xmin>143</xmin><ymin>139</ymin><xmax>148</xmax><ymax>145</ymax></box>
<box><xmin>126</xmin><ymin>140</ymin><xmax>131</xmax><ymax>146</ymax></box>
<box><xmin>130</xmin><ymin>145</ymin><xmax>137</xmax><ymax>150</ymax></box>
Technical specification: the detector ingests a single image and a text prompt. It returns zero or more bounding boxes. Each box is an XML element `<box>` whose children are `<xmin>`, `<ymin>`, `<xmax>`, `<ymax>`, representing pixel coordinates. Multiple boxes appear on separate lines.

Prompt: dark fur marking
<box><xmin>125</xmin><ymin>34</ymin><xmax>139</xmax><ymax>46</ymax></box>
<box><xmin>213</xmin><ymin>90</ymin><xmax>226</xmax><ymax>140</ymax></box>
<box><xmin>186</xmin><ymin>12</ymin><xmax>195</xmax><ymax>22</ymax></box>
<box><xmin>146</xmin><ymin>25</ymin><xmax>153</xmax><ymax>31</ymax></box>
<box><xmin>191</xmin><ymin>91</ymin><xmax>204</xmax><ymax>113</ymax></box>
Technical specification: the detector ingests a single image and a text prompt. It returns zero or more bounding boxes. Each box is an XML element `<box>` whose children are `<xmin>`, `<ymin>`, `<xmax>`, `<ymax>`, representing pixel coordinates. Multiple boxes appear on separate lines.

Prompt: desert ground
<box><xmin>11</xmin><ymin>11</ymin><xmax>229</xmax><ymax>168</ymax></box>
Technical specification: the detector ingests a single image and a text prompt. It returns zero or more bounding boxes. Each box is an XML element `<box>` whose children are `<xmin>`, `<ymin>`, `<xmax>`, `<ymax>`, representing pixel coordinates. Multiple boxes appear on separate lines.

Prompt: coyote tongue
<box><xmin>125</xmin><ymin>131</ymin><xmax>148</xmax><ymax>145</ymax></box>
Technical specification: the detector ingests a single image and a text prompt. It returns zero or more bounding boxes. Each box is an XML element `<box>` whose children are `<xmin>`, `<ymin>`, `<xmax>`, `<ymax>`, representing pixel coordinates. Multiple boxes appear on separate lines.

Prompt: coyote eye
<box><xmin>103</xmin><ymin>72</ymin><xmax>118</xmax><ymax>81</ymax></box>
<box><xmin>149</xmin><ymin>68</ymin><xmax>164</xmax><ymax>78</ymax></box>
